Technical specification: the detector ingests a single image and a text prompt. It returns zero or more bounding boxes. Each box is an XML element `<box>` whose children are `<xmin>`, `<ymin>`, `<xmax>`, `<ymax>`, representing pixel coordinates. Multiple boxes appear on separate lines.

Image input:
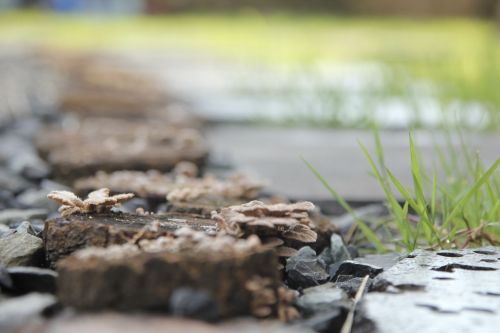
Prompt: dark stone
<box><xmin>0</xmin><ymin>190</ymin><xmax>24</xmax><ymax>210</ymax></box>
<box><xmin>8</xmin><ymin>151</ymin><xmax>50</xmax><ymax>180</ymax></box>
<box><xmin>169</xmin><ymin>288</ymin><xmax>220</xmax><ymax>321</ymax></box>
<box><xmin>347</xmin><ymin>245</ymin><xmax>359</xmax><ymax>259</ymax></box>
<box><xmin>335</xmin><ymin>276</ymin><xmax>373</xmax><ymax>298</ymax></box>
<box><xmin>332</xmin><ymin>260</ymin><xmax>383</xmax><ymax>280</ymax></box>
<box><xmin>0</xmin><ymin>264</ymin><xmax>13</xmax><ymax>290</ymax></box>
<box><xmin>318</xmin><ymin>234</ymin><xmax>351</xmax><ymax>267</ymax></box>
<box><xmin>5</xmin><ymin>267</ymin><xmax>57</xmax><ymax>295</ymax></box>
<box><xmin>328</xmin><ymin>262</ymin><xmax>342</xmax><ymax>278</ymax></box>
<box><xmin>300</xmin><ymin>307</ymin><xmax>347</xmax><ymax>333</ymax></box>
<box><xmin>0</xmin><ymin>169</ymin><xmax>31</xmax><ymax>195</ymax></box>
<box><xmin>296</xmin><ymin>282</ymin><xmax>350</xmax><ymax>317</ymax></box>
<box><xmin>286</xmin><ymin>246</ymin><xmax>329</xmax><ymax>289</ymax></box>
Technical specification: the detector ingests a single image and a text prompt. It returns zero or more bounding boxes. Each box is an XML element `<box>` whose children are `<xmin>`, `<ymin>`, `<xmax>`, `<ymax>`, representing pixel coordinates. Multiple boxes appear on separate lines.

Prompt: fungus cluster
<box><xmin>212</xmin><ymin>200</ymin><xmax>318</xmax><ymax>258</ymax></box>
<box><xmin>47</xmin><ymin>188</ymin><xmax>134</xmax><ymax>217</ymax></box>
<box><xmin>73</xmin><ymin>227</ymin><xmax>263</xmax><ymax>261</ymax></box>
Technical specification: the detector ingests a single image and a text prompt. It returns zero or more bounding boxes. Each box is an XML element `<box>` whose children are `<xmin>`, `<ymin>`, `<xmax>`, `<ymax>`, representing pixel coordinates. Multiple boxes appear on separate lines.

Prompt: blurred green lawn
<box><xmin>1</xmin><ymin>10</ymin><xmax>498</xmax><ymax>128</ymax></box>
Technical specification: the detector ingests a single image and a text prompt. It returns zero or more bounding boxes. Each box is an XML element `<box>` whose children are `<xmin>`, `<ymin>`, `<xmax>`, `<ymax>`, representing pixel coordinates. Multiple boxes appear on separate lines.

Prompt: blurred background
<box><xmin>0</xmin><ymin>0</ymin><xmax>499</xmax><ymax>202</ymax></box>
<box><xmin>1</xmin><ymin>0</ymin><xmax>499</xmax><ymax>128</ymax></box>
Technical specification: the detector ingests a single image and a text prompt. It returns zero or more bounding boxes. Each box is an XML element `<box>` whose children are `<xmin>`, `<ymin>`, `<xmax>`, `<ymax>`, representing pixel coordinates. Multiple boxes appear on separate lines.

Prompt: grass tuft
<box><xmin>306</xmin><ymin>130</ymin><xmax>499</xmax><ymax>252</ymax></box>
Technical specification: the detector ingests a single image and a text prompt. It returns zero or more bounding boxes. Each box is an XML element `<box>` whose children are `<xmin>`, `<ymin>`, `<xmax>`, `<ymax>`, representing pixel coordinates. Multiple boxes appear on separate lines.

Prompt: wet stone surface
<box><xmin>364</xmin><ymin>247</ymin><xmax>500</xmax><ymax>333</ymax></box>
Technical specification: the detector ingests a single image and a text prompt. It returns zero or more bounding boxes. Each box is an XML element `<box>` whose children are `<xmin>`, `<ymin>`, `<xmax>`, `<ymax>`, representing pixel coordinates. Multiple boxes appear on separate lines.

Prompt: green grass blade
<box><xmin>444</xmin><ymin>158</ymin><xmax>500</xmax><ymax>227</ymax></box>
<box><xmin>302</xmin><ymin>157</ymin><xmax>387</xmax><ymax>252</ymax></box>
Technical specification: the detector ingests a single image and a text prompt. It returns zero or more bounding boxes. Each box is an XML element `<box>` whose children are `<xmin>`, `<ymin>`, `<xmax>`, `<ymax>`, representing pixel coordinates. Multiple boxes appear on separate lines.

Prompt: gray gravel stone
<box><xmin>296</xmin><ymin>282</ymin><xmax>350</xmax><ymax>317</ymax></box>
<box><xmin>0</xmin><ymin>169</ymin><xmax>31</xmax><ymax>194</ymax></box>
<box><xmin>6</xmin><ymin>266</ymin><xmax>57</xmax><ymax>295</ymax></box>
<box><xmin>15</xmin><ymin>221</ymin><xmax>37</xmax><ymax>236</ymax></box>
<box><xmin>0</xmin><ymin>231</ymin><xmax>43</xmax><ymax>267</ymax></box>
<box><xmin>332</xmin><ymin>260</ymin><xmax>384</xmax><ymax>280</ymax></box>
<box><xmin>16</xmin><ymin>180</ymin><xmax>69</xmax><ymax>212</ymax></box>
<box><xmin>16</xmin><ymin>188</ymin><xmax>58</xmax><ymax>211</ymax></box>
<box><xmin>286</xmin><ymin>246</ymin><xmax>329</xmax><ymax>289</ymax></box>
<box><xmin>0</xmin><ymin>208</ymin><xmax>47</xmax><ymax>225</ymax></box>
<box><xmin>0</xmin><ymin>190</ymin><xmax>24</xmax><ymax>210</ymax></box>
<box><xmin>0</xmin><ymin>134</ymin><xmax>33</xmax><ymax>163</ymax></box>
<box><xmin>169</xmin><ymin>288</ymin><xmax>220</xmax><ymax>321</ymax></box>
<box><xmin>0</xmin><ymin>224</ymin><xmax>11</xmax><ymax>237</ymax></box>
<box><xmin>319</xmin><ymin>234</ymin><xmax>351</xmax><ymax>266</ymax></box>
<box><xmin>0</xmin><ymin>293</ymin><xmax>57</xmax><ymax>332</ymax></box>
<box><xmin>7</xmin><ymin>151</ymin><xmax>50</xmax><ymax>180</ymax></box>
<box><xmin>0</xmin><ymin>264</ymin><xmax>13</xmax><ymax>290</ymax></box>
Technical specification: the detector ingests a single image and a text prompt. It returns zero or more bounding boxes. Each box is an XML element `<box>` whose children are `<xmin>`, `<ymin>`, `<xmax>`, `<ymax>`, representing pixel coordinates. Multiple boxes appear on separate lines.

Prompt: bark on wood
<box><xmin>36</xmin><ymin>120</ymin><xmax>209</xmax><ymax>182</ymax></box>
<box><xmin>57</xmin><ymin>247</ymin><xmax>280</xmax><ymax>317</ymax></box>
<box><xmin>43</xmin><ymin>212</ymin><xmax>217</xmax><ymax>266</ymax></box>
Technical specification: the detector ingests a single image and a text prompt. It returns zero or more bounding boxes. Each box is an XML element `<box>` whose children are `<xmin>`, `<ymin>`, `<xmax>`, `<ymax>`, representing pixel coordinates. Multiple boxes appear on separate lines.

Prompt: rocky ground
<box><xmin>0</xmin><ymin>47</ymin><xmax>499</xmax><ymax>333</ymax></box>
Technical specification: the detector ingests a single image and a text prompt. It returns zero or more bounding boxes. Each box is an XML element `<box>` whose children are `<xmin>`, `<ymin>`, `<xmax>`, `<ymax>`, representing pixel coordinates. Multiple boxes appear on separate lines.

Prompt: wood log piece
<box><xmin>43</xmin><ymin>212</ymin><xmax>217</xmax><ymax>266</ymax></box>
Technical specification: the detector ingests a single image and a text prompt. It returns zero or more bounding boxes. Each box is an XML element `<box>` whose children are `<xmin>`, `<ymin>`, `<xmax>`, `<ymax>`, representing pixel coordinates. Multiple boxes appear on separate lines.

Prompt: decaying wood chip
<box><xmin>47</xmin><ymin>188</ymin><xmax>134</xmax><ymax>217</ymax></box>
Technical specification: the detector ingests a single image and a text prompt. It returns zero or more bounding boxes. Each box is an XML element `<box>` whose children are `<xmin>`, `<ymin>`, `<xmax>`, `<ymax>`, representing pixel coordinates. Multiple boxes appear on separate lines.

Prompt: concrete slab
<box><xmin>206</xmin><ymin>125</ymin><xmax>499</xmax><ymax>201</ymax></box>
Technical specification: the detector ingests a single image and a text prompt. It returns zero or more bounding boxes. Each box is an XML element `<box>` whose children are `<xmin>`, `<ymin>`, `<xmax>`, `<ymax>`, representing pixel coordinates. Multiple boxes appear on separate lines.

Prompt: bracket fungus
<box><xmin>47</xmin><ymin>188</ymin><xmax>134</xmax><ymax>217</ymax></box>
<box><xmin>74</xmin><ymin>163</ymin><xmax>264</xmax><ymax>213</ymax></box>
<box><xmin>212</xmin><ymin>200</ymin><xmax>318</xmax><ymax>258</ymax></box>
